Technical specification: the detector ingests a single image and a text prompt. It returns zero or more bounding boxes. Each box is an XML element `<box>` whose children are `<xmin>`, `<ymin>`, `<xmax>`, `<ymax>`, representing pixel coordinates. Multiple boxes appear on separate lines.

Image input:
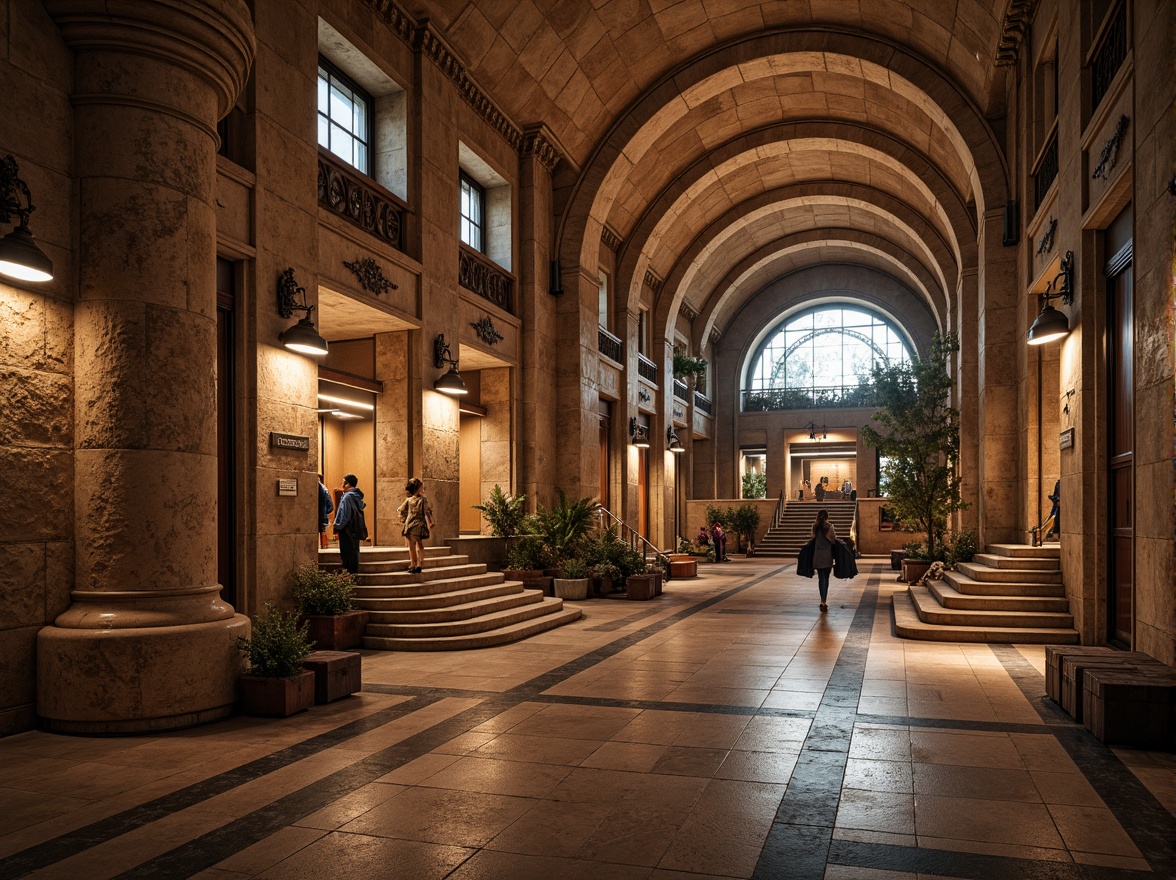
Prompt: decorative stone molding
<box><xmin>1036</xmin><ymin>218</ymin><xmax>1057</xmax><ymax>256</ymax></box>
<box><xmin>708</xmin><ymin>327</ymin><xmax>722</xmax><ymax>346</ymax></box>
<box><xmin>458</xmin><ymin>246</ymin><xmax>514</xmax><ymax>314</ymax></box>
<box><xmin>344</xmin><ymin>257</ymin><xmax>397</xmax><ymax>295</ymax></box>
<box><xmin>1092</xmin><ymin>115</ymin><xmax>1129</xmax><ymax>181</ymax></box>
<box><xmin>470</xmin><ymin>315</ymin><xmax>504</xmax><ymax>346</ymax></box>
<box><xmin>643</xmin><ymin>269</ymin><xmax>664</xmax><ymax>293</ymax></box>
<box><xmin>600</xmin><ymin>225</ymin><xmax>622</xmax><ymax>252</ymax></box>
<box><xmin>994</xmin><ymin>0</ymin><xmax>1034</xmax><ymax>67</ymax></box>
<box><xmin>318</xmin><ymin>149</ymin><xmax>406</xmax><ymax>252</ymax></box>
<box><xmin>678</xmin><ymin>301</ymin><xmax>697</xmax><ymax>322</ymax></box>
<box><xmin>521</xmin><ymin>124</ymin><xmax>562</xmax><ymax>173</ymax></box>
<box><xmin>47</xmin><ymin>0</ymin><xmax>256</xmax><ymax>119</ymax></box>
<box><xmin>638</xmin><ymin>387</ymin><xmax>652</xmax><ymax>405</ymax></box>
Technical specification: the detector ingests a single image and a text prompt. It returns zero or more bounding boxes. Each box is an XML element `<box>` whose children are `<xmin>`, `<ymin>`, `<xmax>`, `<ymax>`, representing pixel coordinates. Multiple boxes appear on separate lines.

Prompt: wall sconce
<box><xmin>1028</xmin><ymin>251</ymin><xmax>1074</xmax><ymax>346</ymax></box>
<box><xmin>277</xmin><ymin>267</ymin><xmax>328</xmax><ymax>356</ymax></box>
<box><xmin>629</xmin><ymin>417</ymin><xmax>650</xmax><ymax>448</ymax></box>
<box><xmin>668</xmin><ymin>427</ymin><xmax>684</xmax><ymax>453</ymax></box>
<box><xmin>805</xmin><ymin>421</ymin><xmax>827</xmax><ymax>440</ymax></box>
<box><xmin>1062</xmin><ymin>388</ymin><xmax>1076</xmax><ymax>417</ymax></box>
<box><xmin>0</xmin><ymin>154</ymin><xmax>53</xmax><ymax>282</ymax></box>
<box><xmin>433</xmin><ymin>334</ymin><xmax>468</xmax><ymax>395</ymax></box>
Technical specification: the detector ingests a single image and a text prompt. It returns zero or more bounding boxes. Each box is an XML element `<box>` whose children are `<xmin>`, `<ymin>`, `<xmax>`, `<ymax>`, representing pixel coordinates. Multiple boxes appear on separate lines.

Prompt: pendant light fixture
<box><xmin>1027</xmin><ymin>251</ymin><xmax>1074</xmax><ymax>346</ymax></box>
<box><xmin>0</xmin><ymin>155</ymin><xmax>54</xmax><ymax>283</ymax></box>
<box><xmin>433</xmin><ymin>334</ymin><xmax>468</xmax><ymax>395</ymax></box>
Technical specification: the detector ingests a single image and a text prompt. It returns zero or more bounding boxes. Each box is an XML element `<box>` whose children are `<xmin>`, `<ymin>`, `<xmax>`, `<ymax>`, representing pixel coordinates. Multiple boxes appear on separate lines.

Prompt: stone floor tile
<box><xmin>714</xmin><ymin>748</ymin><xmax>799</xmax><ymax>783</ymax></box>
<box><xmin>411</xmin><ymin>756</ymin><xmax>573</xmax><ymax>798</ymax></box>
<box><xmin>912</xmin><ymin>763</ymin><xmax>1040</xmax><ymax>802</ymax></box>
<box><xmin>909</xmin><ymin>731</ymin><xmax>1025</xmax><ymax>769</ymax></box>
<box><xmin>1028</xmin><ymin>769</ymin><xmax>1105</xmax><ymax>807</ymax></box>
<box><xmin>293</xmin><ymin>781</ymin><xmax>406</xmax><ymax>830</ymax></box>
<box><xmin>848</xmin><ymin>727</ymin><xmax>912</xmax><ymax>762</ymax></box>
<box><xmin>843</xmin><ymin>757</ymin><xmax>914</xmax><ymax>793</ymax></box>
<box><xmin>256</xmin><ymin>832</ymin><xmax>472</xmax><ymax>879</ymax></box>
<box><xmin>581</xmin><ymin>741</ymin><xmax>670</xmax><ymax>772</ymax></box>
<box><xmin>483</xmin><ymin>799</ymin><xmax>613</xmax><ymax>858</ymax></box>
<box><xmin>914</xmin><ymin>835</ymin><xmax>1072</xmax><ymax>862</ymax></box>
<box><xmin>210</xmin><ymin>825</ymin><xmax>328</xmax><ymax>874</ymax></box>
<box><xmin>338</xmin><ymin>787</ymin><xmax>533</xmax><ymax>847</ymax></box>
<box><xmin>831</xmin><ymin>827</ymin><xmax>918</xmax><ymax>847</ymax></box>
<box><xmin>650</xmin><ymin>746</ymin><xmax>730</xmax><ymax>777</ymax></box>
<box><xmin>470</xmin><ymin>732</ymin><xmax>604</xmax><ymax>766</ymax></box>
<box><xmin>1046</xmin><ymin>804</ymin><xmax>1143</xmax><ymax>856</ymax></box>
<box><xmin>914</xmin><ymin>796</ymin><xmax>1064</xmax><ymax>848</ymax></box>
<box><xmin>1070</xmin><ymin>850</ymin><xmax>1154</xmax><ymax>870</ymax></box>
<box><xmin>657</xmin><ymin>779</ymin><xmax>785</xmax><ymax>877</ymax></box>
<box><xmin>824</xmin><ymin>866</ymin><xmax>916</xmax><ymax>880</ymax></box>
<box><xmin>447</xmin><ymin>848</ymin><xmax>653</xmax><ymax>879</ymax></box>
<box><xmin>835</xmin><ymin>788</ymin><xmax>916</xmax><ymax>834</ymax></box>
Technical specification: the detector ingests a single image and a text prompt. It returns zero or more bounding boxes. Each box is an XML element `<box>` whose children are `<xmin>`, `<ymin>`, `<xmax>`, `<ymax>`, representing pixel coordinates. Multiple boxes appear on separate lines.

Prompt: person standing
<box><xmin>812</xmin><ymin>508</ymin><xmax>837</xmax><ymax>612</ymax></box>
<box><xmin>710</xmin><ymin>521</ymin><xmax>728</xmax><ymax>562</ymax></box>
<box><xmin>317</xmin><ymin>474</ymin><xmax>333</xmax><ymax>550</ymax></box>
<box><xmin>1045</xmin><ymin>479</ymin><xmax>1061</xmax><ymax>540</ymax></box>
<box><xmin>397</xmin><ymin>477</ymin><xmax>430</xmax><ymax>574</ymax></box>
<box><xmin>333</xmin><ymin>474</ymin><xmax>366</xmax><ymax>575</ymax></box>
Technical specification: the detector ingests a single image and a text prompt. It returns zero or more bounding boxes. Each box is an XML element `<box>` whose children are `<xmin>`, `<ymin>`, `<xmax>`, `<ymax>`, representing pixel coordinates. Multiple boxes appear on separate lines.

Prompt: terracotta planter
<box><xmin>625</xmin><ymin>573</ymin><xmax>662</xmax><ymax>600</ymax></box>
<box><xmin>239</xmin><ymin>670</ymin><xmax>315</xmax><ymax>717</ymax></box>
<box><xmin>302</xmin><ymin>610</ymin><xmax>369</xmax><ymax>650</ymax></box>
<box><xmin>901</xmin><ymin>559</ymin><xmax>932</xmax><ymax>583</ymax></box>
<box><xmin>552</xmin><ymin>577</ymin><xmax>589</xmax><ymax>600</ymax></box>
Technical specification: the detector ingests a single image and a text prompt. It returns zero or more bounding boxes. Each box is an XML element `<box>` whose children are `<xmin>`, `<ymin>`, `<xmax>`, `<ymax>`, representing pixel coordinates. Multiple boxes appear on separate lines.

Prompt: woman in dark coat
<box><xmin>812</xmin><ymin>509</ymin><xmax>836</xmax><ymax>612</ymax></box>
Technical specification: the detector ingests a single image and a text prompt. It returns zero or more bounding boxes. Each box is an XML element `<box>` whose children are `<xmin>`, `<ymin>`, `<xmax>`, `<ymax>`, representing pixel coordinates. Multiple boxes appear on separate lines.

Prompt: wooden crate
<box><xmin>1059</xmin><ymin>652</ymin><xmax>1159</xmax><ymax>721</ymax></box>
<box><xmin>1084</xmin><ymin>667</ymin><xmax>1176</xmax><ymax>749</ymax></box>
<box><xmin>302</xmin><ymin>651</ymin><xmax>362</xmax><ymax>704</ymax></box>
<box><xmin>1044</xmin><ymin>646</ymin><xmax>1119</xmax><ymax>703</ymax></box>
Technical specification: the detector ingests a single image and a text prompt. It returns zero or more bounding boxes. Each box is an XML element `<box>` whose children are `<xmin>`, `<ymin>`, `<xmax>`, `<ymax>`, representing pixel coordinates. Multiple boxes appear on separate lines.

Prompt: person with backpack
<box><xmin>333</xmin><ymin>474</ymin><xmax>367</xmax><ymax>574</ymax></box>
<box><xmin>397</xmin><ymin>477</ymin><xmax>432</xmax><ymax>574</ymax></box>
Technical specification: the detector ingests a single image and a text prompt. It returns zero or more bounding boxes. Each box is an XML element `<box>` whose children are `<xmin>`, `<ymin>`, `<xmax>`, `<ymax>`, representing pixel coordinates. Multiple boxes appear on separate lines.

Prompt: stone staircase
<box><xmin>319</xmin><ymin>545</ymin><xmax>581</xmax><ymax>650</ymax></box>
<box><xmin>757</xmin><ymin>500</ymin><xmax>856</xmax><ymax>557</ymax></box>
<box><xmin>892</xmin><ymin>543</ymin><xmax>1079</xmax><ymax>643</ymax></box>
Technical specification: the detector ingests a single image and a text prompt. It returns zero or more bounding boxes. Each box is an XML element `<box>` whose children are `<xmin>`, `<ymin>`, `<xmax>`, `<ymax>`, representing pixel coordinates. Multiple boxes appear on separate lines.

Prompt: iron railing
<box><xmin>598</xmin><ymin>326</ymin><xmax>623</xmax><ymax>363</ymax></box>
<box><xmin>1033</xmin><ymin>129</ymin><xmax>1059</xmax><ymax>210</ymax></box>
<box><xmin>772</xmin><ymin>490</ymin><xmax>785</xmax><ymax>528</ymax></box>
<box><xmin>693</xmin><ymin>391</ymin><xmax>713</xmax><ymax>415</ymax></box>
<box><xmin>1090</xmin><ymin>2</ymin><xmax>1127</xmax><ymax>113</ymax></box>
<box><xmin>637</xmin><ymin>353</ymin><xmax>658</xmax><ymax>384</ymax></box>
<box><xmin>741</xmin><ymin>385</ymin><xmax>876</xmax><ymax>411</ymax></box>
<box><xmin>458</xmin><ymin>245</ymin><xmax>515</xmax><ymax>315</ymax></box>
<box><xmin>596</xmin><ymin>504</ymin><xmax>671</xmax><ymax>573</ymax></box>
<box><xmin>317</xmin><ymin>148</ymin><xmax>408</xmax><ymax>253</ymax></box>
<box><xmin>673</xmin><ymin>379</ymin><xmax>690</xmax><ymax>402</ymax></box>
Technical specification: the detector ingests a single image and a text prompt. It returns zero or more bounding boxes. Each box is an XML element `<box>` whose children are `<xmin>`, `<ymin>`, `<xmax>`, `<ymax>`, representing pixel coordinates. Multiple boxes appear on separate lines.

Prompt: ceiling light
<box><xmin>317</xmin><ymin>393</ymin><xmax>374</xmax><ymax>411</ymax></box>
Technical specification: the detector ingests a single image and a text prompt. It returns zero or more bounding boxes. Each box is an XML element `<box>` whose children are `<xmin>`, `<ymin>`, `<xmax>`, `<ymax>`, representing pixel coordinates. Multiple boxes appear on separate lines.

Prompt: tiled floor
<box><xmin>1</xmin><ymin>559</ymin><xmax>1173</xmax><ymax>879</ymax></box>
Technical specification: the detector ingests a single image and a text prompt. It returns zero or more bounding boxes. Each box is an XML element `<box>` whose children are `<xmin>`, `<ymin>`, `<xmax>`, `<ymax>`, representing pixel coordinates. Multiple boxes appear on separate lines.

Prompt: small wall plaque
<box><xmin>270</xmin><ymin>432</ymin><xmax>310</xmax><ymax>451</ymax></box>
<box><xmin>278</xmin><ymin>478</ymin><xmax>298</xmax><ymax>496</ymax></box>
<box><xmin>1059</xmin><ymin>428</ymin><xmax>1074</xmax><ymax>450</ymax></box>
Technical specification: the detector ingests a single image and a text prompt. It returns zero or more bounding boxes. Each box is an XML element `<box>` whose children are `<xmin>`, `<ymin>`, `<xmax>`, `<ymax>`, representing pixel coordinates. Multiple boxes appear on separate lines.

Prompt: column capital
<box><xmin>46</xmin><ymin>0</ymin><xmax>255</xmax><ymax>117</ymax></box>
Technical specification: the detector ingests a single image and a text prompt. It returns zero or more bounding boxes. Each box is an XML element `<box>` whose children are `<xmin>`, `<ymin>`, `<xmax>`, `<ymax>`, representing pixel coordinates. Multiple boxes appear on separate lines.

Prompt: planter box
<box><xmin>625</xmin><ymin>574</ymin><xmax>662</xmax><ymax>600</ymax></box>
<box><xmin>668</xmin><ymin>554</ymin><xmax>697</xmax><ymax>578</ymax></box>
<box><xmin>504</xmin><ymin>569</ymin><xmax>544</xmax><ymax>582</ymax></box>
<box><xmin>1084</xmin><ymin>667</ymin><xmax>1176</xmax><ymax>748</ymax></box>
<box><xmin>239</xmin><ymin>670</ymin><xmax>315</xmax><ymax>717</ymax></box>
<box><xmin>901</xmin><ymin>559</ymin><xmax>931</xmax><ymax>583</ymax></box>
<box><xmin>890</xmin><ymin>549</ymin><xmax>906</xmax><ymax>571</ymax></box>
<box><xmin>303</xmin><ymin>651</ymin><xmax>362</xmax><ymax>704</ymax></box>
<box><xmin>302</xmin><ymin>610</ymin><xmax>369</xmax><ymax>650</ymax></box>
<box><xmin>553</xmin><ymin>577</ymin><xmax>589</xmax><ymax>600</ymax></box>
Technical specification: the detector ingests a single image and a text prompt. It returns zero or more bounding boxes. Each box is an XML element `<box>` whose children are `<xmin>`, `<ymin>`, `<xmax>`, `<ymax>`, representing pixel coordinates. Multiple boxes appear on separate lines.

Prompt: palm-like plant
<box><xmin>472</xmin><ymin>484</ymin><xmax>527</xmax><ymax>537</ymax></box>
<box><xmin>534</xmin><ymin>489</ymin><xmax>597</xmax><ymax>561</ymax></box>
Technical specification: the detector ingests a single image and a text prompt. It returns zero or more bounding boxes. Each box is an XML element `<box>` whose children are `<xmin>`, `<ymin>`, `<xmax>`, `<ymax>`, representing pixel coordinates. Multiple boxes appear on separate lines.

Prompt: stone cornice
<box><xmin>362</xmin><ymin>0</ymin><xmax>567</xmax><ymax>174</ymax></box>
<box><xmin>600</xmin><ymin>225</ymin><xmax>622</xmax><ymax>252</ymax></box>
<box><xmin>47</xmin><ymin>0</ymin><xmax>256</xmax><ymax>118</ymax></box>
<box><xmin>679</xmin><ymin>301</ymin><xmax>698</xmax><ymax>322</ymax></box>
<box><xmin>995</xmin><ymin>0</ymin><xmax>1035</xmax><ymax>67</ymax></box>
<box><xmin>643</xmin><ymin>269</ymin><xmax>664</xmax><ymax>293</ymax></box>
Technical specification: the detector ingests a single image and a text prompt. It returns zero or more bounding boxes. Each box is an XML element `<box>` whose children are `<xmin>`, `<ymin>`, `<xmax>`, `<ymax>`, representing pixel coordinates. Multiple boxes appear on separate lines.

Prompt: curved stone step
<box><xmin>363</xmin><ymin>606</ymin><xmax>583</xmax><ymax>651</ymax></box>
<box><xmin>955</xmin><ymin>561</ymin><xmax>1061</xmax><ymax>584</ymax></box>
<box><xmin>319</xmin><ymin>546</ymin><xmax>450</xmax><ymax>563</ymax></box>
<box><xmin>354</xmin><ymin>564</ymin><xmax>491</xmax><ymax>587</ymax></box>
<box><xmin>357</xmin><ymin>555</ymin><xmax>472</xmax><ymax>574</ymax></box>
<box><xmin>943</xmin><ymin>571</ymin><xmax>1065</xmax><ymax>597</ymax></box>
<box><xmin>353</xmin><ymin>573</ymin><xmax>514</xmax><ymax>599</ymax></box>
<box><xmin>927</xmin><ymin>580</ymin><xmax>1071</xmax><ymax>612</ymax></box>
<box><xmin>366</xmin><ymin>589</ymin><xmax>540</xmax><ymax>624</ymax></box>
<box><xmin>892</xmin><ymin>590</ymin><xmax>1079</xmax><ymax>644</ymax></box>
<box><xmin>908</xmin><ymin>583</ymin><xmax>1074</xmax><ymax>628</ymax></box>
<box><xmin>972</xmin><ymin>552</ymin><xmax>1059</xmax><ymax>571</ymax></box>
<box><xmin>358</xmin><ymin>581</ymin><xmax>523</xmax><ymax>611</ymax></box>
<box><xmin>365</xmin><ymin>592</ymin><xmax>560</xmax><ymax>638</ymax></box>
<box><xmin>986</xmin><ymin>543</ymin><xmax>1060</xmax><ymax>558</ymax></box>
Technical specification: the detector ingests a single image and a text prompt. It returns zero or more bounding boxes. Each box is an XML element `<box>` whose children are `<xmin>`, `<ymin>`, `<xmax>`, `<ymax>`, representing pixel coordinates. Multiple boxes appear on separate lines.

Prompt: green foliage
<box><xmin>560</xmin><ymin>556</ymin><xmax>589</xmax><ymax>579</ymax></box>
<box><xmin>506</xmin><ymin>531</ymin><xmax>551</xmax><ymax>571</ymax></box>
<box><xmin>533</xmin><ymin>489</ymin><xmax>597</xmax><ymax>561</ymax></box>
<box><xmin>742</xmin><ymin>472</ymin><xmax>767</xmax><ymax>499</ymax></box>
<box><xmin>704</xmin><ymin>505</ymin><xmax>729</xmax><ymax>529</ymax></box>
<box><xmin>291</xmin><ymin>563</ymin><xmax>354</xmax><ymax>615</ymax></box>
<box><xmin>237</xmin><ymin>605</ymin><xmax>313</xmax><ymax>678</ymax></box>
<box><xmin>729</xmin><ymin>504</ymin><xmax>762</xmax><ymax>552</ymax></box>
<box><xmin>472</xmin><ymin>484</ymin><xmax>527</xmax><ymax>538</ymax></box>
<box><xmin>946</xmin><ymin>528</ymin><xmax>979</xmax><ymax>565</ymax></box>
<box><xmin>861</xmin><ymin>334</ymin><xmax>968</xmax><ymax>560</ymax></box>
<box><xmin>672</xmin><ymin>347</ymin><xmax>708</xmax><ymax>385</ymax></box>
<box><xmin>580</xmin><ymin>527</ymin><xmax>645</xmax><ymax>578</ymax></box>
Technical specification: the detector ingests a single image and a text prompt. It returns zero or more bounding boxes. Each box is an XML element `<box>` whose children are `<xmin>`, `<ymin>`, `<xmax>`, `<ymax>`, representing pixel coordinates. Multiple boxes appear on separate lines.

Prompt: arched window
<box><xmin>743</xmin><ymin>304</ymin><xmax>912</xmax><ymax>410</ymax></box>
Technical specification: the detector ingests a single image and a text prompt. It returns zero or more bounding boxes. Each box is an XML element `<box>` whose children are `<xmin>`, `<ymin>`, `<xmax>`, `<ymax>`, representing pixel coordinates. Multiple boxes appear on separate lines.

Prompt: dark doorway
<box><xmin>598</xmin><ymin>400</ymin><xmax>610</xmax><ymax>512</ymax></box>
<box><xmin>216</xmin><ymin>259</ymin><xmax>237</xmax><ymax>607</ymax></box>
<box><xmin>1106</xmin><ymin>213</ymin><xmax>1132</xmax><ymax>646</ymax></box>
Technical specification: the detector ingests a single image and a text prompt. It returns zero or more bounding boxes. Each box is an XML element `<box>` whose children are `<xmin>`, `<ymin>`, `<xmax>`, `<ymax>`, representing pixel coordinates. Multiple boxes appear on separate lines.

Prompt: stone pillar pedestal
<box><xmin>38</xmin><ymin>0</ymin><xmax>255</xmax><ymax>733</ymax></box>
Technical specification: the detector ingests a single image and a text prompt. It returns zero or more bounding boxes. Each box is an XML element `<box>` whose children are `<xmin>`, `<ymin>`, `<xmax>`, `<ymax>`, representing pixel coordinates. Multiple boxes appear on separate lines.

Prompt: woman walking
<box><xmin>397</xmin><ymin>478</ymin><xmax>431</xmax><ymax>574</ymax></box>
<box><xmin>812</xmin><ymin>509</ymin><xmax>836</xmax><ymax>612</ymax></box>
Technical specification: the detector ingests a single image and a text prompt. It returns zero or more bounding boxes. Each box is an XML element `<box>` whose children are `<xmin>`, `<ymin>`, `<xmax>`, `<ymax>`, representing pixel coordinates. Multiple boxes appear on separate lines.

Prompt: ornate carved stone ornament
<box><xmin>521</xmin><ymin>125</ymin><xmax>562</xmax><ymax>173</ymax></box>
<box><xmin>318</xmin><ymin>151</ymin><xmax>404</xmax><ymax>251</ymax></box>
<box><xmin>600</xmin><ymin>225</ymin><xmax>622</xmax><ymax>252</ymax></box>
<box><xmin>708</xmin><ymin>327</ymin><xmax>722</xmax><ymax>345</ymax></box>
<box><xmin>994</xmin><ymin>0</ymin><xmax>1033</xmax><ymax>66</ymax></box>
<box><xmin>679</xmin><ymin>301</ymin><xmax>698</xmax><ymax>322</ymax></box>
<box><xmin>343</xmin><ymin>257</ymin><xmax>397</xmax><ymax>295</ymax></box>
<box><xmin>638</xmin><ymin>387</ymin><xmax>652</xmax><ymax>405</ymax></box>
<box><xmin>470</xmin><ymin>315</ymin><xmax>504</xmax><ymax>346</ymax></box>
<box><xmin>1036</xmin><ymin>218</ymin><xmax>1057</xmax><ymax>257</ymax></box>
<box><xmin>1092</xmin><ymin>116</ymin><xmax>1129</xmax><ymax>181</ymax></box>
<box><xmin>643</xmin><ymin>269</ymin><xmax>664</xmax><ymax>293</ymax></box>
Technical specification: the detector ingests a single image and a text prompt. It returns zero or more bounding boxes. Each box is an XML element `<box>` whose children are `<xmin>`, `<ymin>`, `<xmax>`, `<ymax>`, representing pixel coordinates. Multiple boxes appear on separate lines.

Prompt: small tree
<box><xmin>861</xmin><ymin>333</ymin><xmax>967</xmax><ymax>560</ymax></box>
<box><xmin>742</xmin><ymin>472</ymin><xmax>767</xmax><ymax>499</ymax></box>
<box><xmin>730</xmin><ymin>504</ymin><xmax>761</xmax><ymax>554</ymax></box>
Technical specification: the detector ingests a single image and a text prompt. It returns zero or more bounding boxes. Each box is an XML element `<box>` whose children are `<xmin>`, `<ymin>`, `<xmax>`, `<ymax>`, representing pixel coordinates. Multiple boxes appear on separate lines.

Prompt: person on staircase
<box><xmin>333</xmin><ymin>474</ymin><xmax>366</xmax><ymax>575</ymax></box>
<box><xmin>318</xmin><ymin>474</ymin><xmax>333</xmax><ymax>550</ymax></box>
<box><xmin>398</xmin><ymin>477</ymin><xmax>432</xmax><ymax>574</ymax></box>
<box><xmin>812</xmin><ymin>508</ymin><xmax>836</xmax><ymax>613</ymax></box>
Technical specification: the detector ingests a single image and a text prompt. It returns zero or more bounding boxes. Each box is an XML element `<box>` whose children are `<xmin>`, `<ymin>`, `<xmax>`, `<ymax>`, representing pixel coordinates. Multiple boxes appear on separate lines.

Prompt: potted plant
<box><xmin>588</xmin><ymin>561</ymin><xmax>622</xmax><ymax>597</ymax></box>
<box><xmin>471</xmin><ymin>484</ymin><xmax>527</xmax><ymax>537</ymax></box>
<box><xmin>504</xmin><ymin>531</ymin><xmax>551</xmax><ymax>583</ymax></box>
<box><xmin>237</xmin><ymin>605</ymin><xmax>315</xmax><ymax>717</ymax></box>
<box><xmin>730</xmin><ymin>503</ymin><xmax>761</xmax><ymax>555</ymax></box>
<box><xmin>899</xmin><ymin>540</ymin><xmax>934</xmax><ymax>584</ymax></box>
<box><xmin>553</xmin><ymin>556</ymin><xmax>590</xmax><ymax>601</ymax></box>
<box><xmin>534</xmin><ymin>489</ymin><xmax>597</xmax><ymax>567</ymax></box>
<box><xmin>626</xmin><ymin>558</ymin><xmax>664</xmax><ymax>600</ymax></box>
<box><xmin>291</xmin><ymin>563</ymin><xmax>368</xmax><ymax>650</ymax></box>
<box><xmin>862</xmin><ymin>333</ymin><xmax>968</xmax><ymax>564</ymax></box>
<box><xmin>673</xmin><ymin>346</ymin><xmax>708</xmax><ymax>388</ymax></box>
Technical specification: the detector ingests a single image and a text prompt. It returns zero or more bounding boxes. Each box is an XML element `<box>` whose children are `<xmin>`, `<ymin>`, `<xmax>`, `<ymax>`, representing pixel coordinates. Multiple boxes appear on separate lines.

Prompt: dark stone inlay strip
<box><xmin>855</xmin><ymin>712</ymin><xmax>1070</xmax><ymax>735</ymax></box>
<box><xmin>990</xmin><ymin>644</ymin><xmax>1176</xmax><ymax>878</ymax></box>
<box><xmin>828</xmin><ymin>838</ymin><xmax>1114</xmax><ymax>880</ymax></box>
<box><xmin>585</xmin><ymin>606</ymin><xmax>660</xmax><ymax>631</ymax></box>
<box><xmin>0</xmin><ymin>695</ymin><xmax>440</xmax><ymax>880</ymax></box>
<box><xmin>753</xmin><ymin>576</ymin><xmax>879</xmax><ymax>879</ymax></box>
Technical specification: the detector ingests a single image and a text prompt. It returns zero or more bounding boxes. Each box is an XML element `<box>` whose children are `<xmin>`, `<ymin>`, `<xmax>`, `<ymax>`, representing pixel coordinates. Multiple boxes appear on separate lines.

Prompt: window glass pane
<box><xmin>317</xmin><ymin>74</ymin><xmax>328</xmax><ymax>115</ymax></box>
<box><xmin>317</xmin><ymin>115</ymin><xmax>329</xmax><ymax>150</ymax></box>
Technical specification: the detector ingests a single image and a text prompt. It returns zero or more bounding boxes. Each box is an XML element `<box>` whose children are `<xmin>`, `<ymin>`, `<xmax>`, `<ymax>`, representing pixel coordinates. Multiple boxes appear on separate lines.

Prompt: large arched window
<box><xmin>743</xmin><ymin>304</ymin><xmax>912</xmax><ymax>410</ymax></box>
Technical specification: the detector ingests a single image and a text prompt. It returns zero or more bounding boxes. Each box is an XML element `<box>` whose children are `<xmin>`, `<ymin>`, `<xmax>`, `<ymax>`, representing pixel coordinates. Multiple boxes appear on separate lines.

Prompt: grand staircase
<box><xmin>892</xmin><ymin>543</ymin><xmax>1079</xmax><ymax>643</ymax></box>
<box><xmin>757</xmin><ymin>500</ymin><xmax>857</xmax><ymax>557</ymax></box>
<box><xmin>319</xmin><ymin>545</ymin><xmax>581</xmax><ymax>650</ymax></box>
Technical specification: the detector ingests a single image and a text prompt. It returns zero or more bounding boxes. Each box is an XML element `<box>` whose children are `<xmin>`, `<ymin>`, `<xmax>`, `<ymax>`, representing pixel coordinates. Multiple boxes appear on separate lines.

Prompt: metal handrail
<box><xmin>849</xmin><ymin>500</ymin><xmax>859</xmax><ymax>556</ymax></box>
<box><xmin>772</xmin><ymin>490</ymin><xmax>785</xmax><ymax>527</ymax></box>
<box><xmin>595</xmin><ymin>504</ymin><xmax>671</xmax><ymax>572</ymax></box>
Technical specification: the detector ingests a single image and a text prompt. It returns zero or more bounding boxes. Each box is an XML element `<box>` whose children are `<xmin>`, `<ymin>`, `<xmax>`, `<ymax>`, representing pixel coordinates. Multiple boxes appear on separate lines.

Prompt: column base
<box><xmin>37</xmin><ymin>614</ymin><xmax>250</xmax><ymax>735</ymax></box>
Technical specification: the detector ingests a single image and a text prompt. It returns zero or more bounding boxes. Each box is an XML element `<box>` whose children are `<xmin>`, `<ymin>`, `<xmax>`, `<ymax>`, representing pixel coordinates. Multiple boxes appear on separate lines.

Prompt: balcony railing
<box><xmin>458</xmin><ymin>245</ymin><xmax>515</xmax><ymax>315</ymax></box>
<box><xmin>693</xmin><ymin>391</ymin><xmax>712</xmax><ymax>415</ymax></box>
<box><xmin>741</xmin><ymin>385</ymin><xmax>876</xmax><ymax>412</ymax></box>
<box><xmin>637</xmin><ymin>353</ymin><xmax>658</xmax><ymax>384</ymax></box>
<box><xmin>1090</xmin><ymin>2</ymin><xmax>1127</xmax><ymax>113</ymax></box>
<box><xmin>317</xmin><ymin>148</ymin><xmax>407</xmax><ymax>254</ymax></box>
<box><xmin>673</xmin><ymin>379</ymin><xmax>690</xmax><ymax>402</ymax></box>
<box><xmin>598</xmin><ymin>326</ymin><xmax>623</xmax><ymax>363</ymax></box>
<box><xmin>1033</xmin><ymin>129</ymin><xmax>1059</xmax><ymax>210</ymax></box>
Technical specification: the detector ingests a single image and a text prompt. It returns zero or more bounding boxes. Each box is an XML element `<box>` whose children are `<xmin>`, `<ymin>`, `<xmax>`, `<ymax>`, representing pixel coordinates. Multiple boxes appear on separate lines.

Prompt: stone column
<box><xmin>38</xmin><ymin>0</ymin><xmax>255</xmax><ymax>733</ymax></box>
